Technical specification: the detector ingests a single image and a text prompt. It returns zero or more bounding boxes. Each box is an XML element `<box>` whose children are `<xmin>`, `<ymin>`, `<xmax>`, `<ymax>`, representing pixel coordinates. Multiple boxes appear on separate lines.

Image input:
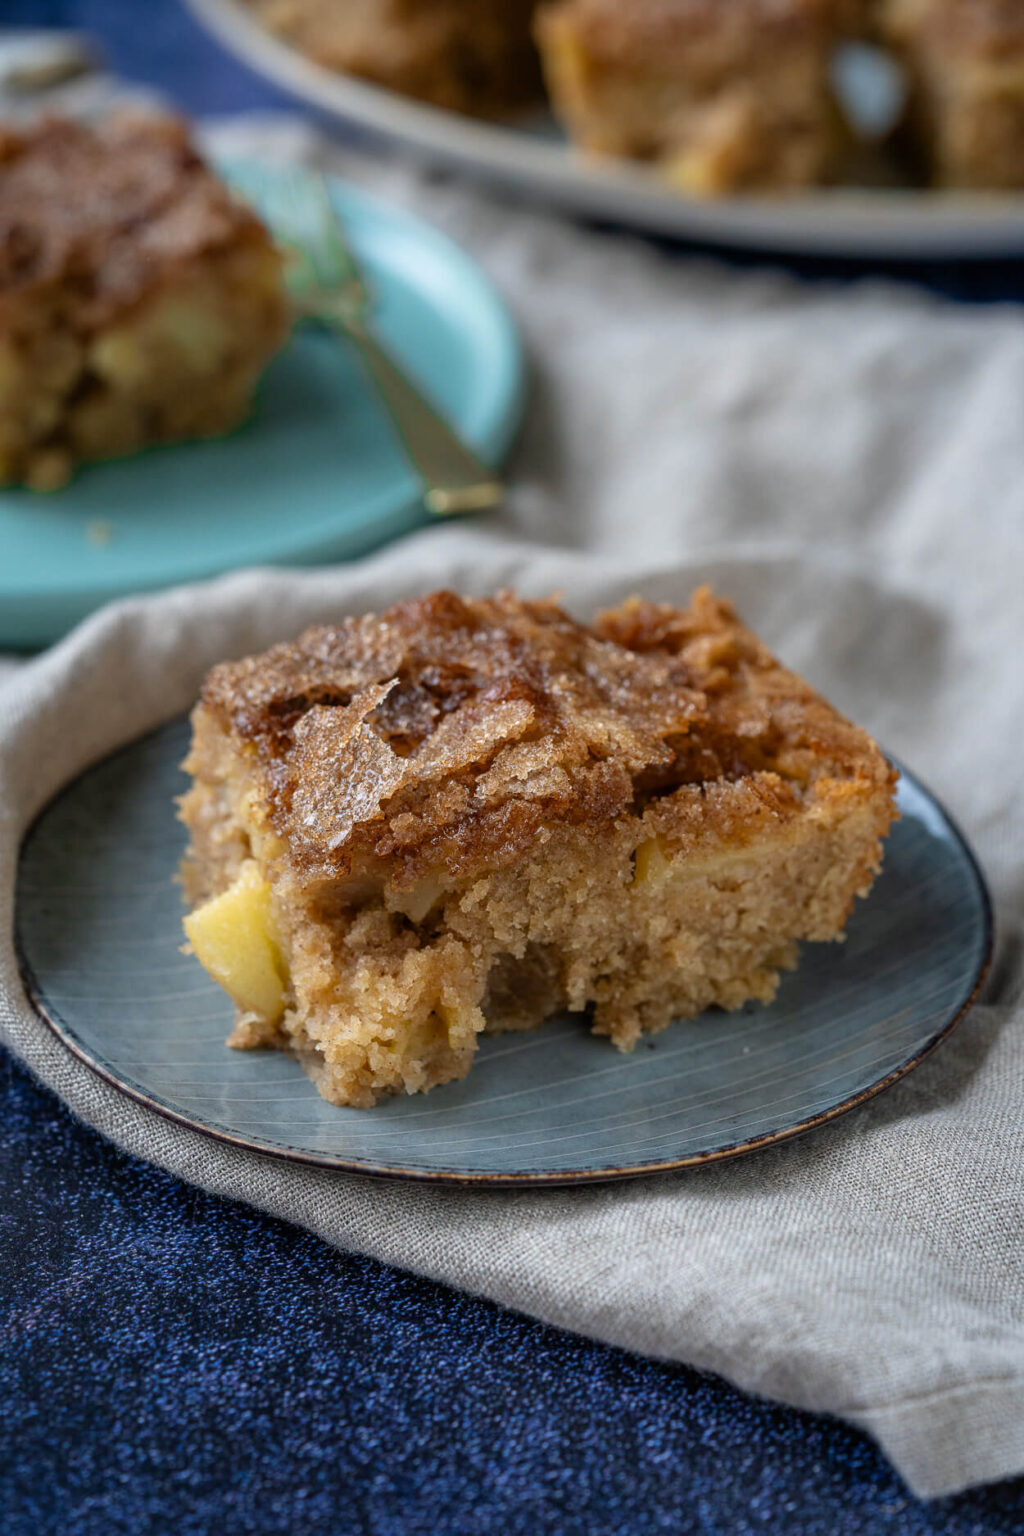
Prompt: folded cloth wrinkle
<box><xmin>2</xmin><ymin>117</ymin><xmax>1024</xmax><ymax>1502</ymax></box>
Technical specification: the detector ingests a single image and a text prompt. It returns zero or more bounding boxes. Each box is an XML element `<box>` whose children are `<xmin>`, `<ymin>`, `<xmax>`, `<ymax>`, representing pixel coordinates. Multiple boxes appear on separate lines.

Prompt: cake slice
<box><xmin>535</xmin><ymin>0</ymin><xmax>852</xmax><ymax>192</ymax></box>
<box><xmin>880</xmin><ymin>0</ymin><xmax>1024</xmax><ymax>188</ymax></box>
<box><xmin>0</xmin><ymin>113</ymin><xmax>288</xmax><ymax>491</ymax></box>
<box><xmin>179</xmin><ymin>589</ymin><xmax>898</xmax><ymax>1107</ymax></box>
<box><xmin>242</xmin><ymin>0</ymin><xmax>542</xmax><ymax>118</ymax></box>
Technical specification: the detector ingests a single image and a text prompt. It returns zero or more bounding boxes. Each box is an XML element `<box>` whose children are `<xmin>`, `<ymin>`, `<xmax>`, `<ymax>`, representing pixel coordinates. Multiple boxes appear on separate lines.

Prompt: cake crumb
<box><xmin>86</xmin><ymin>518</ymin><xmax>113</xmax><ymax>546</ymax></box>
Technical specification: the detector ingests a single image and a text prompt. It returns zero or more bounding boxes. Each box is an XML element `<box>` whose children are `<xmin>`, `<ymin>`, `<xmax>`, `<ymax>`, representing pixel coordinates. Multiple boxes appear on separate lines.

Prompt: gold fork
<box><xmin>240</xmin><ymin>164</ymin><xmax>504</xmax><ymax>517</ymax></box>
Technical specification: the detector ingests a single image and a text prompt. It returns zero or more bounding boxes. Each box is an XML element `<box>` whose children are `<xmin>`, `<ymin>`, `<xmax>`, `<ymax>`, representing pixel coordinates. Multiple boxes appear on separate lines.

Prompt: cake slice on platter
<box><xmin>535</xmin><ymin>0</ymin><xmax>853</xmax><ymax>192</ymax></box>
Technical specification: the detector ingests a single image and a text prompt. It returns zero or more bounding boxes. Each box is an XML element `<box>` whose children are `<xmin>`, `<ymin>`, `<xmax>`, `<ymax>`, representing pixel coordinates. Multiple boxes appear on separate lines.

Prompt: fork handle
<box><xmin>330</xmin><ymin>318</ymin><xmax>504</xmax><ymax>516</ymax></box>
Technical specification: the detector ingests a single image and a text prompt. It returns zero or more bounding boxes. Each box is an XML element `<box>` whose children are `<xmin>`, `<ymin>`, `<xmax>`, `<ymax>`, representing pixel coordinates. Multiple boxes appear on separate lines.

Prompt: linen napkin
<box><xmin>2</xmin><ymin>118</ymin><xmax>1024</xmax><ymax>1500</ymax></box>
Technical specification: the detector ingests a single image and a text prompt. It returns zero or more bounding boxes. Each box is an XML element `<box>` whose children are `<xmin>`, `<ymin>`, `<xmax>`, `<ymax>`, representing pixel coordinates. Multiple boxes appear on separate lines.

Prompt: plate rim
<box><xmin>186</xmin><ymin>0</ymin><xmax>1024</xmax><ymax>260</ymax></box>
<box><xmin>15</xmin><ymin>738</ymin><xmax>994</xmax><ymax>1188</ymax></box>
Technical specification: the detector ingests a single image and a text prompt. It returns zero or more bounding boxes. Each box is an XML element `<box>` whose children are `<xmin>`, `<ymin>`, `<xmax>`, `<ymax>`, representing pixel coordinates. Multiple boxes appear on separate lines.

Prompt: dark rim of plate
<box><xmin>15</xmin><ymin>742</ymin><xmax>994</xmax><ymax>1188</ymax></box>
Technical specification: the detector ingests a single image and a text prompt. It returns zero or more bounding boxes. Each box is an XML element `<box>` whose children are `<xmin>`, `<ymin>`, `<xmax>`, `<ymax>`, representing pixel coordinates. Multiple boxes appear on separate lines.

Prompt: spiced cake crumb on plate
<box><xmin>0</xmin><ymin>112</ymin><xmax>288</xmax><ymax>491</ymax></box>
<box><xmin>179</xmin><ymin>587</ymin><xmax>898</xmax><ymax>1108</ymax></box>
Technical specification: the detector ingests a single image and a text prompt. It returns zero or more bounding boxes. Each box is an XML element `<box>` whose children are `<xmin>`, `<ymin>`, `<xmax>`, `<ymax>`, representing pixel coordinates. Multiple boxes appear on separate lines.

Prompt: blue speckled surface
<box><xmin>4</xmin><ymin>3</ymin><xmax>1024</xmax><ymax>1529</ymax></box>
<box><xmin>3</xmin><ymin>1046</ymin><xmax>1024</xmax><ymax>1536</ymax></box>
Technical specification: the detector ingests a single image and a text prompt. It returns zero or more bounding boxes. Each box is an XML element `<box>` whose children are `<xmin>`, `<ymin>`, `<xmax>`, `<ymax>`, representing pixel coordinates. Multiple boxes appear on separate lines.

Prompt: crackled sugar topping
<box><xmin>199</xmin><ymin>588</ymin><xmax>878</xmax><ymax>884</ymax></box>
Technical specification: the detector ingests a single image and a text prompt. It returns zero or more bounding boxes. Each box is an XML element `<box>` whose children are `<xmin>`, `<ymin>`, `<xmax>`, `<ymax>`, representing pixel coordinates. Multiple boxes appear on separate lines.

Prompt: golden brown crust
<box><xmin>0</xmin><ymin>113</ymin><xmax>274</xmax><ymax>327</ymax></box>
<box><xmin>196</xmin><ymin>587</ymin><xmax>895</xmax><ymax>889</ymax></box>
<box><xmin>594</xmin><ymin>590</ymin><xmax>892</xmax><ymax>792</ymax></box>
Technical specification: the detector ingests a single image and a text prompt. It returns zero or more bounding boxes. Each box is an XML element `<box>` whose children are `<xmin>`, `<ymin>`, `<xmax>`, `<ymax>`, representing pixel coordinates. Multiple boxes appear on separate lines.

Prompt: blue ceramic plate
<box><xmin>17</xmin><ymin>720</ymin><xmax>990</xmax><ymax>1186</ymax></box>
<box><xmin>0</xmin><ymin>165</ymin><xmax>524</xmax><ymax>649</ymax></box>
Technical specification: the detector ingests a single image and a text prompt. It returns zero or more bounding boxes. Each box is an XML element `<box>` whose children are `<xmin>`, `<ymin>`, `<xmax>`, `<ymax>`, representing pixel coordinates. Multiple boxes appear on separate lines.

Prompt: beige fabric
<box><xmin>2</xmin><ymin>118</ymin><xmax>1024</xmax><ymax>1500</ymax></box>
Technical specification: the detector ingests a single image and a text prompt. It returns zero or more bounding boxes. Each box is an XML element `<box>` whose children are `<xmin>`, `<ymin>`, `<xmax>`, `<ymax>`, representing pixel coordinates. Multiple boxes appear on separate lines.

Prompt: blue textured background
<box><xmin>4</xmin><ymin>3</ymin><xmax>1024</xmax><ymax>1530</ymax></box>
<box><xmin>5</xmin><ymin>1049</ymin><xmax>1024</xmax><ymax>1536</ymax></box>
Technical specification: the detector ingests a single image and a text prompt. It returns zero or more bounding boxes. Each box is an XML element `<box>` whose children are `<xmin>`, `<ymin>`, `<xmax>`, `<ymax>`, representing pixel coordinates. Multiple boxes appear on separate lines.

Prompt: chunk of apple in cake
<box><xmin>0</xmin><ymin>113</ymin><xmax>288</xmax><ymax>491</ymax></box>
<box><xmin>179</xmin><ymin>589</ymin><xmax>898</xmax><ymax>1107</ymax></box>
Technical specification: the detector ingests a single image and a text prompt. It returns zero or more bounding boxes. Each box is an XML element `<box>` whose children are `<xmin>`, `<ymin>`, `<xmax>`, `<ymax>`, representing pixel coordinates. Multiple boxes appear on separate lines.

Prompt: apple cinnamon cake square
<box><xmin>0</xmin><ymin>113</ymin><xmax>288</xmax><ymax>491</ymax></box>
<box><xmin>179</xmin><ymin>589</ymin><xmax>898</xmax><ymax>1107</ymax></box>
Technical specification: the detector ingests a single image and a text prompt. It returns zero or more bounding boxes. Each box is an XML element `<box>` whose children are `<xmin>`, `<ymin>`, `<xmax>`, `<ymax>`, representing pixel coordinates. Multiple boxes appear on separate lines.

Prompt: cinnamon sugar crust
<box><xmin>0</xmin><ymin>114</ymin><xmax>274</xmax><ymax>324</ymax></box>
<box><xmin>180</xmin><ymin>589</ymin><xmax>898</xmax><ymax>1107</ymax></box>
<box><xmin>199</xmin><ymin>590</ymin><xmax>706</xmax><ymax>888</ymax></box>
<box><xmin>198</xmin><ymin>588</ymin><xmax>889</xmax><ymax>887</ymax></box>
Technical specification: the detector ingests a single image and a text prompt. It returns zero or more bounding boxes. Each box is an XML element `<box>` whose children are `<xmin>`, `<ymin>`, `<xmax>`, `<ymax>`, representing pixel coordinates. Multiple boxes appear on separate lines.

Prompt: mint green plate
<box><xmin>0</xmin><ymin>166</ymin><xmax>524</xmax><ymax>649</ymax></box>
